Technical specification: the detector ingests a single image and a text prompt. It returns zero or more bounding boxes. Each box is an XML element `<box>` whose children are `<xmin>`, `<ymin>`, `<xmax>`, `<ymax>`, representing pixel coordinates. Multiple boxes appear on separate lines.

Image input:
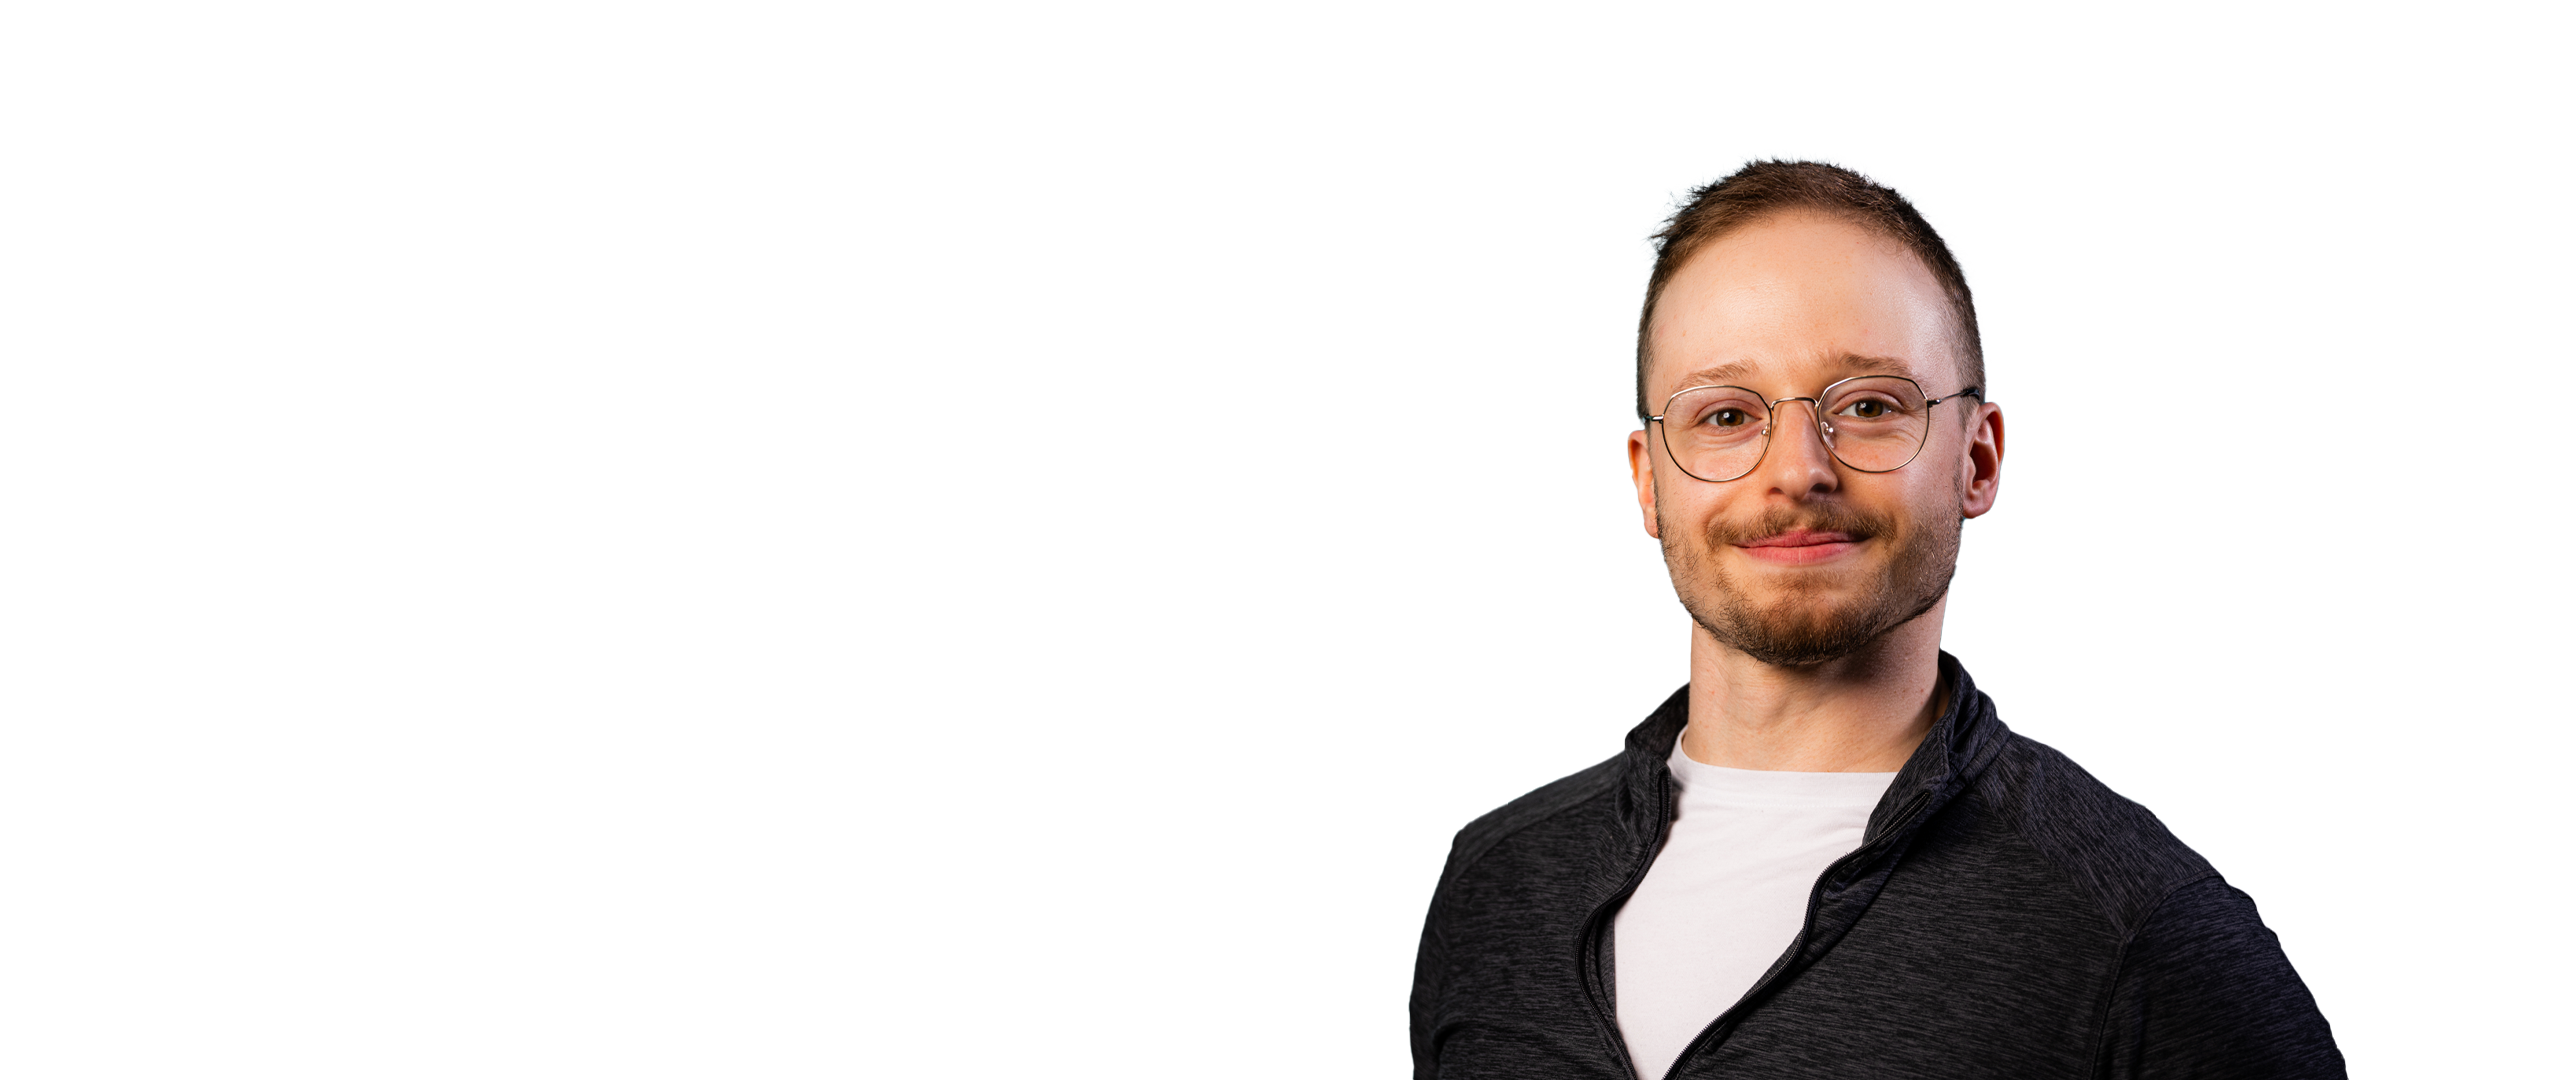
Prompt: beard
<box><xmin>1660</xmin><ymin>494</ymin><xmax>1962</xmax><ymax>668</ymax></box>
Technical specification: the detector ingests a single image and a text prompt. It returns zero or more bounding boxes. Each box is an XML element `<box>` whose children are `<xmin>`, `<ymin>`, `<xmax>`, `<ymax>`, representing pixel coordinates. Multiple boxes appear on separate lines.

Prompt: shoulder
<box><xmin>1969</xmin><ymin>733</ymin><xmax>2220</xmax><ymax>939</ymax></box>
<box><xmin>1439</xmin><ymin>753</ymin><xmax>1623</xmax><ymax>886</ymax></box>
<box><xmin>2098</xmin><ymin>877</ymin><xmax>2346</xmax><ymax>1076</ymax></box>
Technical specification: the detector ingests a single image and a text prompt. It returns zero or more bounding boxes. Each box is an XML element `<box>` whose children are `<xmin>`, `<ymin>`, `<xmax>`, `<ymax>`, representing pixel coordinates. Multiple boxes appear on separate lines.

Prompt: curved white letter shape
<box><xmin>1955</xmin><ymin>422</ymin><xmax>2344</xmax><ymax>987</ymax></box>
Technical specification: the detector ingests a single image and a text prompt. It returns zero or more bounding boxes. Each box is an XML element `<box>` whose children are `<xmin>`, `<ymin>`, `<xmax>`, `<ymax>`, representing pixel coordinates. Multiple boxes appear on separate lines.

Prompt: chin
<box><xmin>1684</xmin><ymin>573</ymin><xmax>1948</xmax><ymax>669</ymax></box>
<box><xmin>1720</xmin><ymin>635</ymin><xmax>1869</xmax><ymax>669</ymax></box>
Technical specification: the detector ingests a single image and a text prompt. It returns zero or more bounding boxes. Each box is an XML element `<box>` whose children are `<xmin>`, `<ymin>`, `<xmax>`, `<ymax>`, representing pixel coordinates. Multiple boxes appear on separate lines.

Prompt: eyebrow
<box><xmin>1665</xmin><ymin>353</ymin><xmax>1923</xmax><ymax>394</ymax></box>
<box><xmin>1674</xmin><ymin>359</ymin><xmax>1758</xmax><ymax>388</ymax></box>
<box><xmin>1837</xmin><ymin>354</ymin><xmax>1921</xmax><ymax>382</ymax></box>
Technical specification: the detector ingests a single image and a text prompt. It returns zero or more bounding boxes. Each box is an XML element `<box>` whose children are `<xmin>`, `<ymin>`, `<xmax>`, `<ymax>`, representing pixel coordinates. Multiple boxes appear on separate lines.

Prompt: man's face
<box><xmin>1631</xmin><ymin>210</ymin><xmax>2003</xmax><ymax>668</ymax></box>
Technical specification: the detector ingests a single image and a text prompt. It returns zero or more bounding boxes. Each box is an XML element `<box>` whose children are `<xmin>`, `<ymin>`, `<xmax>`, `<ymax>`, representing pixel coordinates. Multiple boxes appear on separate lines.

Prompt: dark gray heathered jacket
<box><xmin>1410</xmin><ymin>654</ymin><xmax>2344</xmax><ymax>1079</ymax></box>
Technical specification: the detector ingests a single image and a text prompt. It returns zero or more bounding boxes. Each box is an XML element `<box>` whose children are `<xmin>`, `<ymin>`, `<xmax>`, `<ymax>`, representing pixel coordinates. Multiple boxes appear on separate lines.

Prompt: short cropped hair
<box><xmin>1636</xmin><ymin>161</ymin><xmax>1983</xmax><ymax>417</ymax></box>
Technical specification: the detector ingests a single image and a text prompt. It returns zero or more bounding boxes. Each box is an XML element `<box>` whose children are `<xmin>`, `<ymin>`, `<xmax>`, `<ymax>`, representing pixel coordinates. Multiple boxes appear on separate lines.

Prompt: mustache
<box><xmin>1705</xmin><ymin>505</ymin><xmax>1900</xmax><ymax>547</ymax></box>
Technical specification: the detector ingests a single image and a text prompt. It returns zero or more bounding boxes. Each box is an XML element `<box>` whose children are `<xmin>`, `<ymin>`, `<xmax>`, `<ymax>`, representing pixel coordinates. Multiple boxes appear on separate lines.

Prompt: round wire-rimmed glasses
<box><xmin>1646</xmin><ymin>375</ymin><xmax>1982</xmax><ymax>483</ymax></box>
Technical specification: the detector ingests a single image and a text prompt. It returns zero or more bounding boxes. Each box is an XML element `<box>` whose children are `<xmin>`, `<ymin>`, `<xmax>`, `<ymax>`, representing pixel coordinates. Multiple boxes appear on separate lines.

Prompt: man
<box><xmin>1408</xmin><ymin>162</ymin><xmax>2343</xmax><ymax>1079</ymax></box>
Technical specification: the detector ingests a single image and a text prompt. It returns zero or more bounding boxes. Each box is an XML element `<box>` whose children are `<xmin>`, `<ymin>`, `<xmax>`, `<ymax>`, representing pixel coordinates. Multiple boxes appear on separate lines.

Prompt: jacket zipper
<box><xmin>1655</xmin><ymin>790</ymin><xmax>1935</xmax><ymax>1077</ymax></box>
<box><xmin>1580</xmin><ymin>773</ymin><xmax>1677</xmax><ymax>1080</ymax></box>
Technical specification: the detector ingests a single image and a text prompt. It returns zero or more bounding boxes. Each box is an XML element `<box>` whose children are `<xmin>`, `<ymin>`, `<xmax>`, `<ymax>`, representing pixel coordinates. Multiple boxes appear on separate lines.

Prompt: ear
<box><xmin>1959</xmin><ymin>401</ymin><xmax>2004</xmax><ymax>519</ymax></box>
<box><xmin>1630</xmin><ymin>427</ymin><xmax>1662</xmax><ymax>538</ymax></box>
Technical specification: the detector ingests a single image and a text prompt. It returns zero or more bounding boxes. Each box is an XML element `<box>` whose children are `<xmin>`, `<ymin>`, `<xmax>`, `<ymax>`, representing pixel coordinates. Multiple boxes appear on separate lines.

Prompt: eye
<box><xmin>1839</xmin><ymin>398</ymin><xmax>1897</xmax><ymax>420</ymax></box>
<box><xmin>1669</xmin><ymin>392</ymin><xmax>1764</xmax><ymax>433</ymax></box>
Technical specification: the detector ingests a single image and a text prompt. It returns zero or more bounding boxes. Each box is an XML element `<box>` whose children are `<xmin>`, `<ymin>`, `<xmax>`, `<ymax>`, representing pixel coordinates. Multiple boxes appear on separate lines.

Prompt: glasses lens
<box><xmin>1819</xmin><ymin>376</ymin><xmax>1931</xmax><ymax>472</ymax></box>
<box><xmin>1663</xmin><ymin>386</ymin><xmax>1769</xmax><ymax>481</ymax></box>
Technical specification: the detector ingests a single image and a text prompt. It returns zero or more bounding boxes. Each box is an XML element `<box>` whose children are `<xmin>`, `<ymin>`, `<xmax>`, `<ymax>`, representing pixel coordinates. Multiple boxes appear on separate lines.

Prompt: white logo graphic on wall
<box><xmin>1546</xmin><ymin>149</ymin><xmax>2344</xmax><ymax>987</ymax></box>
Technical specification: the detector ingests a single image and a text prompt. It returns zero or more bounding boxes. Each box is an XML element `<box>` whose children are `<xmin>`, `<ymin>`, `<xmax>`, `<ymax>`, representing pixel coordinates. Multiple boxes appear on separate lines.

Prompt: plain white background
<box><xmin>1</xmin><ymin>2</ymin><xmax>2551</xmax><ymax>1075</ymax></box>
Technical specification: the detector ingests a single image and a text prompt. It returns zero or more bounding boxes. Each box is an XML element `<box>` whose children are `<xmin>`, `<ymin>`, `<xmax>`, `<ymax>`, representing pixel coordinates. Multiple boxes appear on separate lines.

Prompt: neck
<box><xmin>1679</xmin><ymin>600</ymin><xmax>1948</xmax><ymax>773</ymax></box>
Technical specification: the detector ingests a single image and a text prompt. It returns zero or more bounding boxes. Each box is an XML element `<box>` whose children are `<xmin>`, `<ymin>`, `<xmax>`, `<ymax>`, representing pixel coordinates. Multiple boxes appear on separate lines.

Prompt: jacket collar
<box><xmin>1614</xmin><ymin>651</ymin><xmax>2012</xmax><ymax>844</ymax></box>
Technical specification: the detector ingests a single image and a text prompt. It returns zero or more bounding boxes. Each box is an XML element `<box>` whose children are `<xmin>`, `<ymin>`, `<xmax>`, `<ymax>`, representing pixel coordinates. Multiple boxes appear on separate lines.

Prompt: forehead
<box><xmin>1648</xmin><ymin>210</ymin><xmax>1961</xmax><ymax>401</ymax></box>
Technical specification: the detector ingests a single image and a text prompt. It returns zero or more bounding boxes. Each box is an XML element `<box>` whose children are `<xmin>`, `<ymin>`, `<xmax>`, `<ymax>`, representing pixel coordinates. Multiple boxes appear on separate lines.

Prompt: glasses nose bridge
<box><xmin>1763</xmin><ymin>394</ymin><xmax>1833</xmax><ymax>447</ymax></box>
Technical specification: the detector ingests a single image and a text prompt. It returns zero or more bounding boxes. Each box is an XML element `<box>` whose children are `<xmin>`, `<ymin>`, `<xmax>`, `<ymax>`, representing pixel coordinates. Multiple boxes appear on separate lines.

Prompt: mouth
<box><xmin>1734</xmin><ymin>529</ymin><xmax>1864</xmax><ymax>565</ymax></box>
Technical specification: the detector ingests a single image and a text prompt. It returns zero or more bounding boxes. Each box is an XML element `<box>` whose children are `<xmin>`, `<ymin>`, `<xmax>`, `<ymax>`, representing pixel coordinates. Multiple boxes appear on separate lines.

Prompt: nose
<box><xmin>1759</xmin><ymin>397</ymin><xmax>1840</xmax><ymax>496</ymax></box>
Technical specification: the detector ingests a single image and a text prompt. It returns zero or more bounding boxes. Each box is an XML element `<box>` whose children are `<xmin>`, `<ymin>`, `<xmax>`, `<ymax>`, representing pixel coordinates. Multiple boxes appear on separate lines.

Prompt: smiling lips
<box><xmin>1736</xmin><ymin>529</ymin><xmax>1862</xmax><ymax>565</ymax></box>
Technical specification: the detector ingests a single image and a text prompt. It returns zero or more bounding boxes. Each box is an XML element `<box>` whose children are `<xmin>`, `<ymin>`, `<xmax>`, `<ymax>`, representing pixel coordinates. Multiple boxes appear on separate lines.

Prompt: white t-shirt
<box><xmin>1612</xmin><ymin>743</ymin><xmax>1897</xmax><ymax>1080</ymax></box>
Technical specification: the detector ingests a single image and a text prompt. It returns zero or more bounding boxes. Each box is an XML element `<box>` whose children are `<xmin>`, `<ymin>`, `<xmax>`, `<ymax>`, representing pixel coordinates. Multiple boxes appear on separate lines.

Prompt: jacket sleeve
<box><xmin>2095</xmin><ymin>877</ymin><xmax>2346</xmax><ymax>1079</ymax></box>
<box><xmin>1410</xmin><ymin>840</ymin><xmax>1458</xmax><ymax>1080</ymax></box>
